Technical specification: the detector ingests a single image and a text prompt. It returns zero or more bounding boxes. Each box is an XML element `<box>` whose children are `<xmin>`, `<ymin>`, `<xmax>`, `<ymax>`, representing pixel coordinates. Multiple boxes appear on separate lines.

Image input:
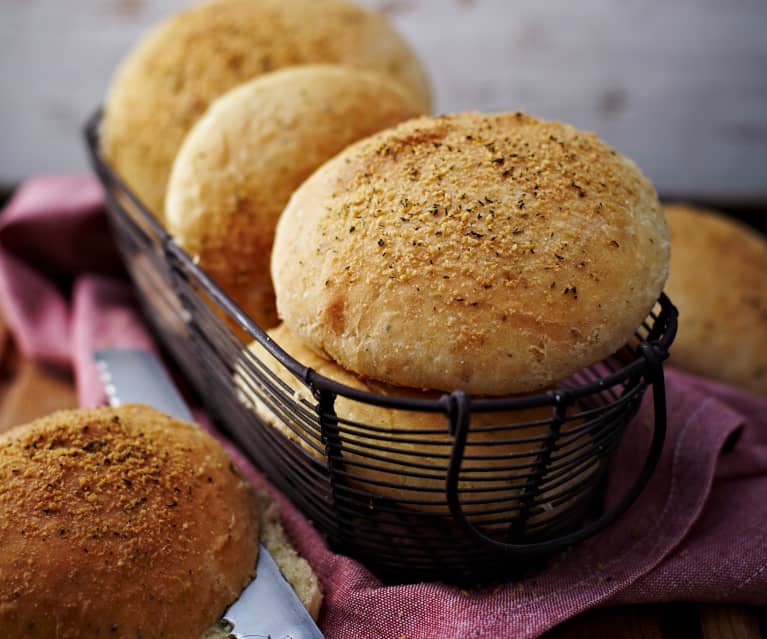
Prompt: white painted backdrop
<box><xmin>1</xmin><ymin>0</ymin><xmax>766</xmax><ymax>201</ymax></box>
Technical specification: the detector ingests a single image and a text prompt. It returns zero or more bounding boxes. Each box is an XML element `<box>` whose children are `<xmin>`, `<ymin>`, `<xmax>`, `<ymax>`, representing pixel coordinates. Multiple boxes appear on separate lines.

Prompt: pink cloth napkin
<box><xmin>1</xmin><ymin>175</ymin><xmax>765</xmax><ymax>639</ymax></box>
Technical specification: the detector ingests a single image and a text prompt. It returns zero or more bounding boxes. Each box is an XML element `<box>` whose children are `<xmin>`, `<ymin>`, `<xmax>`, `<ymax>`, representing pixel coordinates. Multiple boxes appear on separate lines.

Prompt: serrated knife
<box><xmin>94</xmin><ymin>348</ymin><xmax>324</xmax><ymax>639</ymax></box>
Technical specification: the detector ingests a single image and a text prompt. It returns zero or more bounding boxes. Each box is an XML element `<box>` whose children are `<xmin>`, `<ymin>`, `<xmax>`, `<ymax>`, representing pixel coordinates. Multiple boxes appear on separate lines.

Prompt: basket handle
<box><xmin>445</xmin><ymin>342</ymin><xmax>668</xmax><ymax>555</ymax></box>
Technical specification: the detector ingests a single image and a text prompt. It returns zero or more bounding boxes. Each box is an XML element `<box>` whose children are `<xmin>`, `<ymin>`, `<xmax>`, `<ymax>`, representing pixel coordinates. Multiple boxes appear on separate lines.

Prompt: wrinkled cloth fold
<box><xmin>1</xmin><ymin>176</ymin><xmax>765</xmax><ymax>639</ymax></box>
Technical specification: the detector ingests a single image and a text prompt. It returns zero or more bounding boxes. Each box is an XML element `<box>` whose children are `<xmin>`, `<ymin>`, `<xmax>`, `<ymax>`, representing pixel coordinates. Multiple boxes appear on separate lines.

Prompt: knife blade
<box><xmin>94</xmin><ymin>348</ymin><xmax>324</xmax><ymax>639</ymax></box>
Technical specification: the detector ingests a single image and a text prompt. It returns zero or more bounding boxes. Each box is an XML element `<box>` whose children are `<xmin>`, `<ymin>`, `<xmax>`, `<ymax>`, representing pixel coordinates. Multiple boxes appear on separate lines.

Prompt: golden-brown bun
<box><xmin>166</xmin><ymin>65</ymin><xmax>424</xmax><ymax>329</ymax></box>
<box><xmin>237</xmin><ymin>324</ymin><xmax>591</xmax><ymax>519</ymax></box>
<box><xmin>102</xmin><ymin>0</ymin><xmax>432</xmax><ymax>222</ymax></box>
<box><xmin>272</xmin><ymin>112</ymin><xmax>669</xmax><ymax>395</ymax></box>
<box><xmin>0</xmin><ymin>405</ymin><xmax>260</xmax><ymax>638</ymax></box>
<box><xmin>201</xmin><ymin>493</ymin><xmax>323</xmax><ymax>639</ymax></box>
<box><xmin>665</xmin><ymin>204</ymin><xmax>767</xmax><ymax>395</ymax></box>
<box><xmin>200</xmin><ymin>491</ymin><xmax>323</xmax><ymax>638</ymax></box>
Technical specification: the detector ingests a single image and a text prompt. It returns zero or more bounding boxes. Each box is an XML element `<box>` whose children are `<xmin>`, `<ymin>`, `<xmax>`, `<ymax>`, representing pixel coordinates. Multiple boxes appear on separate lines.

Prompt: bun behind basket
<box><xmin>166</xmin><ymin>65</ymin><xmax>424</xmax><ymax>329</ymax></box>
<box><xmin>664</xmin><ymin>203</ymin><xmax>767</xmax><ymax>395</ymax></box>
<box><xmin>102</xmin><ymin>0</ymin><xmax>432</xmax><ymax>221</ymax></box>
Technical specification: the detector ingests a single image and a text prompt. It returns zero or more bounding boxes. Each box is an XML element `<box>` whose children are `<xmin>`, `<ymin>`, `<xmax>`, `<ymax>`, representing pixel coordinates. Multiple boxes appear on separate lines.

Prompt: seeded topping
<box><xmin>273</xmin><ymin>112</ymin><xmax>669</xmax><ymax>395</ymax></box>
<box><xmin>0</xmin><ymin>405</ymin><xmax>260</xmax><ymax>638</ymax></box>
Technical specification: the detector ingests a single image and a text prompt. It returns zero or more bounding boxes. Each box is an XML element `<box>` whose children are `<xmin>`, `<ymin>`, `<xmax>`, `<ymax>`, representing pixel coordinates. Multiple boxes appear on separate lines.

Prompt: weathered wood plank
<box><xmin>546</xmin><ymin>605</ymin><xmax>665</xmax><ymax>639</ymax></box>
<box><xmin>700</xmin><ymin>606</ymin><xmax>764</xmax><ymax>639</ymax></box>
<box><xmin>0</xmin><ymin>357</ymin><xmax>77</xmax><ymax>433</ymax></box>
<box><xmin>1</xmin><ymin>0</ymin><xmax>766</xmax><ymax>200</ymax></box>
<box><xmin>548</xmin><ymin>605</ymin><xmax>766</xmax><ymax>639</ymax></box>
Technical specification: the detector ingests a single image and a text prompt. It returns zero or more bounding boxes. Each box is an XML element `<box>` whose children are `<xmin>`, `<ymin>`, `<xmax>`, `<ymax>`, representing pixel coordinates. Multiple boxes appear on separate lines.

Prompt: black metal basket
<box><xmin>84</xmin><ymin>111</ymin><xmax>677</xmax><ymax>584</ymax></box>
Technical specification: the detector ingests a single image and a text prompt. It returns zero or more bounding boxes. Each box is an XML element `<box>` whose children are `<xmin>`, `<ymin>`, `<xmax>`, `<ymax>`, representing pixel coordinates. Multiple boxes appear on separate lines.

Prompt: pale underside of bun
<box><xmin>272</xmin><ymin>112</ymin><xmax>669</xmax><ymax>395</ymax></box>
<box><xmin>165</xmin><ymin>65</ymin><xmax>424</xmax><ymax>330</ymax></box>
<box><xmin>664</xmin><ymin>203</ymin><xmax>767</xmax><ymax>396</ymax></box>
<box><xmin>102</xmin><ymin>0</ymin><xmax>432</xmax><ymax>221</ymax></box>
<box><xmin>0</xmin><ymin>405</ymin><xmax>260</xmax><ymax>639</ymax></box>
<box><xmin>256</xmin><ymin>491</ymin><xmax>324</xmax><ymax>620</ymax></box>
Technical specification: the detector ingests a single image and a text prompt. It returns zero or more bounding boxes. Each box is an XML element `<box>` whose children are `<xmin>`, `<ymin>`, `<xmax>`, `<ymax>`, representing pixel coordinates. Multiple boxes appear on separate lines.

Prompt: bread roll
<box><xmin>237</xmin><ymin>324</ymin><xmax>592</xmax><ymax>519</ymax></box>
<box><xmin>665</xmin><ymin>203</ymin><xmax>767</xmax><ymax>395</ymax></box>
<box><xmin>102</xmin><ymin>0</ymin><xmax>432</xmax><ymax>222</ymax></box>
<box><xmin>272</xmin><ymin>112</ymin><xmax>669</xmax><ymax>395</ymax></box>
<box><xmin>202</xmin><ymin>490</ymin><xmax>323</xmax><ymax>639</ymax></box>
<box><xmin>0</xmin><ymin>405</ymin><xmax>260</xmax><ymax>638</ymax></box>
<box><xmin>166</xmin><ymin>65</ymin><xmax>424</xmax><ymax>329</ymax></box>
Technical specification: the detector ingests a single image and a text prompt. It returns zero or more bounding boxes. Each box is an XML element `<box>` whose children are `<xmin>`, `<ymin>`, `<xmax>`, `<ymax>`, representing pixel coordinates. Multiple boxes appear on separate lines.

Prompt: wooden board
<box><xmin>0</xmin><ymin>347</ymin><xmax>77</xmax><ymax>434</ymax></box>
<box><xmin>547</xmin><ymin>604</ymin><xmax>766</xmax><ymax>639</ymax></box>
<box><xmin>1</xmin><ymin>0</ymin><xmax>766</xmax><ymax>201</ymax></box>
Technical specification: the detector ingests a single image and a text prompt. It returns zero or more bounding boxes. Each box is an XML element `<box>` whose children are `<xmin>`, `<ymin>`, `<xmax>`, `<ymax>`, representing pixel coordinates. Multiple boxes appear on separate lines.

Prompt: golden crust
<box><xmin>102</xmin><ymin>0</ymin><xmax>432</xmax><ymax>221</ymax></box>
<box><xmin>272</xmin><ymin>112</ymin><xmax>669</xmax><ymax>395</ymax></box>
<box><xmin>665</xmin><ymin>204</ymin><xmax>767</xmax><ymax>395</ymax></box>
<box><xmin>237</xmin><ymin>324</ymin><xmax>591</xmax><ymax>520</ymax></box>
<box><xmin>0</xmin><ymin>405</ymin><xmax>260</xmax><ymax>638</ymax></box>
<box><xmin>166</xmin><ymin>65</ymin><xmax>424</xmax><ymax>329</ymax></box>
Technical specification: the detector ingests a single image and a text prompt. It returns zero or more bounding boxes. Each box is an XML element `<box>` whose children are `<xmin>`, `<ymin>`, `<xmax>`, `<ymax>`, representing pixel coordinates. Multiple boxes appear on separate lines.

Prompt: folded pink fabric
<box><xmin>1</xmin><ymin>176</ymin><xmax>765</xmax><ymax>638</ymax></box>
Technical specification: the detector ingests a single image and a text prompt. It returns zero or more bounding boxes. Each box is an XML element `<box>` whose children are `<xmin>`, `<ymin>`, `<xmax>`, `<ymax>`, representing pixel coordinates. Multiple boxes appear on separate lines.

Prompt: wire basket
<box><xmin>84</xmin><ymin>111</ymin><xmax>677</xmax><ymax>584</ymax></box>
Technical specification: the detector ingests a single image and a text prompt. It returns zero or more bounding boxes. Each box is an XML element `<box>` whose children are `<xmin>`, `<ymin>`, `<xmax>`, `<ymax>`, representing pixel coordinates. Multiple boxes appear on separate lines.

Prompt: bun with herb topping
<box><xmin>0</xmin><ymin>404</ymin><xmax>261</xmax><ymax>638</ymax></box>
<box><xmin>272</xmin><ymin>112</ymin><xmax>669</xmax><ymax>395</ymax></box>
<box><xmin>102</xmin><ymin>0</ymin><xmax>432</xmax><ymax>222</ymax></box>
<box><xmin>165</xmin><ymin>64</ymin><xmax>424</xmax><ymax>330</ymax></box>
<box><xmin>664</xmin><ymin>203</ymin><xmax>767</xmax><ymax>396</ymax></box>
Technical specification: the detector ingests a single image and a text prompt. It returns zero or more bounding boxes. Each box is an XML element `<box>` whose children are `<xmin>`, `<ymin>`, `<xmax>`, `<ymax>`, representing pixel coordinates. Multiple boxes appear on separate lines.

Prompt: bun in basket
<box><xmin>664</xmin><ymin>203</ymin><xmax>767</xmax><ymax>396</ymax></box>
<box><xmin>272</xmin><ymin>112</ymin><xmax>670</xmax><ymax>395</ymax></box>
<box><xmin>102</xmin><ymin>0</ymin><xmax>432</xmax><ymax>221</ymax></box>
<box><xmin>237</xmin><ymin>324</ymin><xmax>592</xmax><ymax>520</ymax></box>
<box><xmin>166</xmin><ymin>65</ymin><xmax>424</xmax><ymax>329</ymax></box>
<box><xmin>0</xmin><ymin>405</ymin><xmax>260</xmax><ymax>638</ymax></box>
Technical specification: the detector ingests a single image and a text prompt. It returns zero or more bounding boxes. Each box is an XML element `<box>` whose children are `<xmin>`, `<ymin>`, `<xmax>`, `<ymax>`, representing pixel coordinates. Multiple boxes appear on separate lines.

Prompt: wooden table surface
<box><xmin>0</xmin><ymin>310</ymin><xmax>763</xmax><ymax>637</ymax></box>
